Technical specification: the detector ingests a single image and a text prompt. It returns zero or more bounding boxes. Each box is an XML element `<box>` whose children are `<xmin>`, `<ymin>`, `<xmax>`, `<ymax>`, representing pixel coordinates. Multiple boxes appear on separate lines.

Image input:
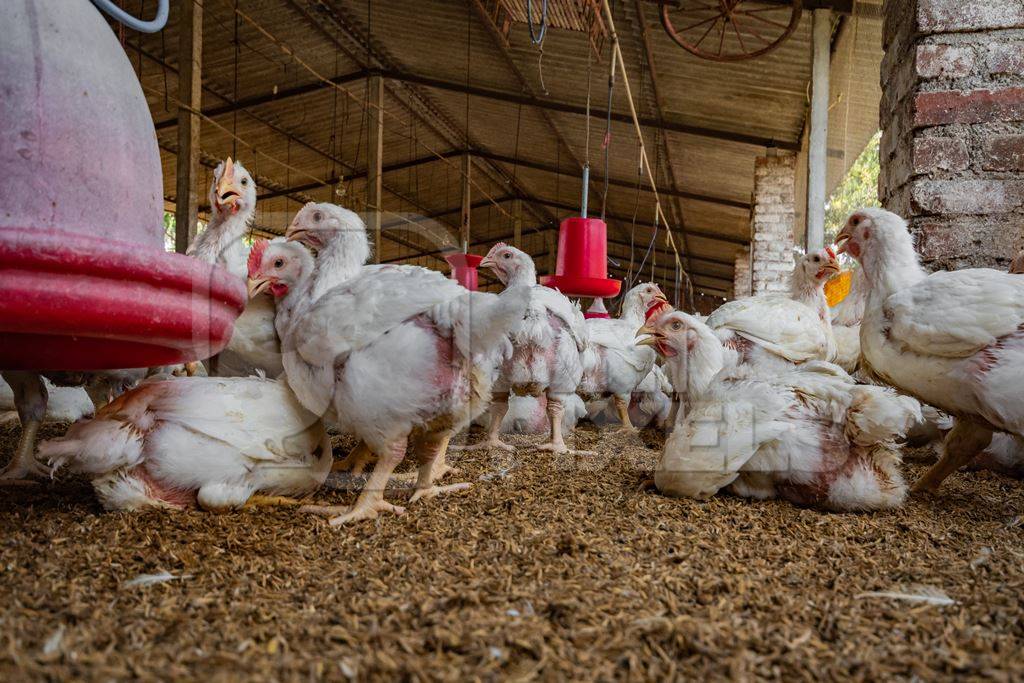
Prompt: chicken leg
<box><xmin>331</xmin><ymin>440</ymin><xmax>374</xmax><ymax>474</ymax></box>
<box><xmin>0</xmin><ymin>371</ymin><xmax>49</xmax><ymax>483</ymax></box>
<box><xmin>452</xmin><ymin>393</ymin><xmax>515</xmax><ymax>452</ymax></box>
<box><xmin>612</xmin><ymin>394</ymin><xmax>637</xmax><ymax>433</ymax></box>
<box><xmin>912</xmin><ymin>419</ymin><xmax>994</xmax><ymax>493</ymax></box>
<box><xmin>409</xmin><ymin>432</ymin><xmax>470</xmax><ymax>504</ymax></box>
<box><xmin>305</xmin><ymin>439</ymin><xmax>408</xmax><ymax>526</ymax></box>
<box><xmin>538</xmin><ymin>394</ymin><xmax>595</xmax><ymax>456</ymax></box>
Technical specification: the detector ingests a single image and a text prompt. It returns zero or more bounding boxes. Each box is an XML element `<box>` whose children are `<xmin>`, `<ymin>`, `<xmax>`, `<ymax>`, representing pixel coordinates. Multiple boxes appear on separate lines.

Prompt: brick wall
<box><xmin>751</xmin><ymin>155</ymin><xmax>796</xmax><ymax>295</ymax></box>
<box><xmin>733</xmin><ymin>246</ymin><xmax>751</xmax><ymax>298</ymax></box>
<box><xmin>881</xmin><ymin>0</ymin><xmax>1024</xmax><ymax>270</ymax></box>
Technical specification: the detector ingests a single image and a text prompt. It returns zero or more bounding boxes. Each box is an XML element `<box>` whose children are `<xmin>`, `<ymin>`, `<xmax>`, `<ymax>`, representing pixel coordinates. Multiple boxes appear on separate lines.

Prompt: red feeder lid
<box><xmin>540</xmin><ymin>217</ymin><xmax>621</xmax><ymax>298</ymax></box>
<box><xmin>444</xmin><ymin>252</ymin><xmax>484</xmax><ymax>291</ymax></box>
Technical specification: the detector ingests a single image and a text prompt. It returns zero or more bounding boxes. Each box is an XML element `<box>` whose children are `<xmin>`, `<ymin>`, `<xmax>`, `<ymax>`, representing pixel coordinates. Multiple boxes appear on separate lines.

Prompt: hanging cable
<box><xmin>600</xmin><ymin>43</ymin><xmax>616</xmax><ymax>220</ymax></box>
<box><xmin>526</xmin><ymin>0</ymin><xmax>549</xmax><ymax>45</ymax></box>
<box><xmin>90</xmin><ymin>0</ymin><xmax>168</xmax><ymax>33</ymax></box>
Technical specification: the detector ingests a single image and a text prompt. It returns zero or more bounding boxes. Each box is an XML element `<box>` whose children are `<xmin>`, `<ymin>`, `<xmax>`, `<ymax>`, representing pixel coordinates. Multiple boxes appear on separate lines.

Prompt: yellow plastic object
<box><xmin>825</xmin><ymin>270</ymin><xmax>853</xmax><ymax>307</ymax></box>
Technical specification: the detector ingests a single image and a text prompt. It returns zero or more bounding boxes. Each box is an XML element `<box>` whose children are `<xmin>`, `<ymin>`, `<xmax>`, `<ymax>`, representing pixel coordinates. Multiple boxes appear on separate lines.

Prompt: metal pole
<box><xmin>807</xmin><ymin>8</ymin><xmax>831</xmax><ymax>251</ymax></box>
<box><xmin>173</xmin><ymin>0</ymin><xmax>202</xmax><ymax>254</ymax></box>
<box><xmin>367</xmin><ymin>75</ymin><xmax>384</xmax><ymax>263</ymax></box>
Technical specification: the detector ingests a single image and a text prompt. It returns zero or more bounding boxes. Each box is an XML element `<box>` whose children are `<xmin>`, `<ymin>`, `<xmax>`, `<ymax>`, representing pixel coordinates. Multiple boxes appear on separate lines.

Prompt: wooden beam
<box><xmin>367</xmin><ymin>74</ymin><xmax>384</xmax><ymax>264</ymax></box>
<box><xmin>173</xmin><ymin>0</ymin><xmax>202</xmax><ymax>255</ymax></box>
<box><xmin>477</xmin><ymin>150</ymin><xmax>749</xmax><ymax>209</ymax></box>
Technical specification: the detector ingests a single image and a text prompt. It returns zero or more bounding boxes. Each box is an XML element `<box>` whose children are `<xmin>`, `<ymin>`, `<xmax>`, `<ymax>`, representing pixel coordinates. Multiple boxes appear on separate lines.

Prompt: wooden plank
<box><xmin>173</xmin><ymin>0</ymin><xmax>202</xmax><ymax>254</ymax></box>
<box><xmin>367</xmin><ymin>75</ymin><xmax>384</xmax><ymax>263</ymax></box>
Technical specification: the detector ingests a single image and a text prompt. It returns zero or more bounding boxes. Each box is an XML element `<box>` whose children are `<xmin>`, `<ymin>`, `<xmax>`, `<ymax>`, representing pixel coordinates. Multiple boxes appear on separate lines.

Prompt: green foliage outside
<box><xmin>163</xmin><ymin>212</ymin><xmax>209</xmax><ymax>252</ymax></box>
<box><xmin>824</xmin><ymin>131</ymin><xmax>881</xmax><ymax>244</ymax></box>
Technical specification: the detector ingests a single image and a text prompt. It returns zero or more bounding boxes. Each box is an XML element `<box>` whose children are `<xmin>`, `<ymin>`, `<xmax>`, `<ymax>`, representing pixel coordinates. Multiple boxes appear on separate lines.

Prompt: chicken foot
<box><xmin>613</xmin><ymin>394</ymin><xmax>637</xmax><ymax>433</ymax></box>
<box><xmin>243</xmin><ymin>495</ymin><xmax>307</xmax><ymax>509</ymax></box>
<box><xmin>0</xmin><ymin>371</ymin><xmax>49</xmax><ymax>483</ymax></box>
<box><xmin>538</xmin><ymin>395</ymin><xmax>595</xmax><ymax>456</ymax></box>
<box><xmin>409</xmin><ymin>433</ymin><xmax>470</xmax><ymax>504</ymax></box>
<box><xmin>912</xmin><ymin>419</ymin><xmax>994</xmax><ymax>493</ymax></box>
<box><xmin>450</xmin><ymin>393</ymin><xmax>515</xmax><ymax>452</ymax></box>
<box><xmin>308</xmin><ymin>439</ymin><xmax>408</xmax><ymax>526</ymax></box>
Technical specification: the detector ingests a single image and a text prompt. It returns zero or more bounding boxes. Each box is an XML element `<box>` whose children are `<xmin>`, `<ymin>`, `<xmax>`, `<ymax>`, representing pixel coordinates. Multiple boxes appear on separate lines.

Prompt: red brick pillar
<box><xmin>881</xmin><ymin>0</ymin><xmax>1024</xmax><ymax>270</ymax></box>
<box><xmin>751</xmin><ymin>155</ymin><xmax>796</xmax><ymax>296</ymax></box>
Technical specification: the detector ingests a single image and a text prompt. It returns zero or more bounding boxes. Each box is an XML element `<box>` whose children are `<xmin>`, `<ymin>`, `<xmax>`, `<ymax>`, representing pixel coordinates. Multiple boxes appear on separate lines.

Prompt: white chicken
<box><xmin>830</xmin><ymin>265</ymin><xmax>868</xmax><ymax>373</ymax></box>
<box><xmin>188</xmin><ymin>158</ymin><xmax>282</xmax><ymax>378</ymax></box>
<box><xmin>475</xmin><ymin>394</ymin><xmax>587</xmax><ymax>435</ymax></box>
<box><xmin>836</xmin><ymin>208</ymin><xmax>1024</xmax><ymax>492</ymax></box>
<box><xmin>251</xmin><ymin>230</ymin><xmax>532</xmax><ymax>525</ymax></box>
<box><xmin>37</xmin><ymin>374</ymin><xmax>330</xmax><ymax>511</ymax></box>
<box><xmin>639</xmin><ymin>310</ymin><xmax>921</xmax><ymax>511</ymax></box>
<box><xmin>577</xmin><ymin>283</ymin><xmax>666</xmax><ymax>431</ymax></box>
<box><xmin>703</xmin><ymin>248</ymin><xmax>839</xmax><ymax>378</ymax></box>
<box><xmin>465</xmin><ymin>243</ymin><xmax>590</xmax><ymax>455</ymax></box>
<box><xmin>0</xmin><ymin>377</ymin><xmax>94</xmax><ymax>425</ymax></box>
<box><xmin>586</xmin><ymin>364</ymin><xmax>673</xmax><ymax>430</ymax></box>
<box><xmin>0</xmin><ymin>368</ymin><xmax>146</xmax><ymax>481</ymax></box>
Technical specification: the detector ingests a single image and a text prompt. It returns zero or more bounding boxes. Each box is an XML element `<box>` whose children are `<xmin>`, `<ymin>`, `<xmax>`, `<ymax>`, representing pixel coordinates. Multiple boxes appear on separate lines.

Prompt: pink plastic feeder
<box><xmin>0</xmin><ymin>0</ymin><xmax>244</xmax><ymax>371</ymax></box>
<box><xmin>584</xmin><ymin>297</ymin><xmax>611</xmax><ymax>320</ymax></box>
<box><xmin>540</xmin><ymin>217</ymin><xmax>621</xmax><ymax>299</ymax></box>
<box><xmin>445</xmin><ymin>252</ymin><xmax>484</xmax><ymax>291</ymax></box>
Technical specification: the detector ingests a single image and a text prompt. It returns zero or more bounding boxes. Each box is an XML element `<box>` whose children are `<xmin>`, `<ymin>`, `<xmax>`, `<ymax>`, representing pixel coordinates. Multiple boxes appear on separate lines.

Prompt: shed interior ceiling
<box><xmin>124</xmin><ymin>0</ymin><xmax>883</xmax><ymax>298</ymax></box>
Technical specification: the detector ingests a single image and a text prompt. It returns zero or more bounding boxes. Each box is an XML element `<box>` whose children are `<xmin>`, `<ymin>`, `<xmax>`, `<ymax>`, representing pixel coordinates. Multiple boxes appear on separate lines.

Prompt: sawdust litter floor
<box><xmin>0</xmin><ymin>421</ymin><xmax>1022</xmax><ymax>681</ymax></box>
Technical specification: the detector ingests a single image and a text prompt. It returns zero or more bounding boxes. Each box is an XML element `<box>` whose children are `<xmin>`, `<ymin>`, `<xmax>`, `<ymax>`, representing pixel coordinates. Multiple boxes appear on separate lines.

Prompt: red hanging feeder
<box><xmin>540</xmin><ymin>217</ymin><xmax>621</xmax><ymax>299</ymax></box>
<box><xmin>444</xmin><ymin>252</ymin><xmax>483</xmax><ymax>291</ymax></box>
<box><xmin>0</xmin><ymin>0</ymin><xmax>244</xmax><ymax>371</ymax></box>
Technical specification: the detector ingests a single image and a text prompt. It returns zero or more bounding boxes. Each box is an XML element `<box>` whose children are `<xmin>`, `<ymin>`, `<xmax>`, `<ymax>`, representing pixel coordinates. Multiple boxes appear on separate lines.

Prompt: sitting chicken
<box><xmin>577</xmin><ymin>283</ymin><xmax>666</xmax><ymax>431</ymax></box>
<box><xmin>252</xmin><ymin>232</ymin><xmax>531</xmax><ymax>525</ymax></box>
<box><xmin>188</xmin><ymin>158</ymin><xmax>281</xmax><ymax>378</ymax></box>
<box><xmin>465</xmin><ymin>243</ymin><xmax>590</xmax><ymax>455</ymax></box>
<box><xmin>704</xmin><ymin>248</ymin><xmax>840</xmax><ymax>378</ymax></box>
<box><xmin>639</xmin><ymin>310</ymin><xmax>921</xmax><ymax>511</ymax></box>
<box><xmin>0</xmin><ymin>368</ymin><xmax>146</xmax><ymax>481</ymax></box>
<box><xmin>37</xmin><ymin>374</ymin><xmax>330</xmax><ymax>511</ymax></box>
<box><xmin>836</xmin><ymin>208</ymin><xmax>1024</xmax><ymax>492</ymax></box>
<box><xmin>1</xmin><ymin>377</ymin><xmax>94</xmax><ymax>425</ymax></box>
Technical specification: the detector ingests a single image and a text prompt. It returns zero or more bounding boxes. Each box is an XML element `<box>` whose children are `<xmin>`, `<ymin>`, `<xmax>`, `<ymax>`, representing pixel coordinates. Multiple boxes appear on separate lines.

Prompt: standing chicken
<box><xmin>252</xmin><ymin>230</ymin><xmax>531</xmax><ymax>525</ymax></box>
<box><xmin>465</xmin><ymin>243</ymin><xmax>590</xmax><ymax>455</ymax></box>
<box><xmin>704</xmin><ymin>248</ymin><xmax>840</xmax><ymax>376</ymax></box>
<box><xmin>188</xmin><ymin>158</ymin><xmax>281</xmax><ymax>378</ymax></box>
<box><xmin>639</xmin><ymin>310</ymin><xmax>921</xmax><ymax>511</ymax></box>
<box><xmin>836</xmin><ymin>208</ymin><xmax>1024</xmax><ymax>492</ymax></box>
<box><xmin>586</xmin><ymin>364</ymin><xmax>673</xmax><ymax>430</ymax></box>
<box><xmin>578</xmin><ymin>283</ymin><xmax>667</xmax><ymax>431</ymax></box>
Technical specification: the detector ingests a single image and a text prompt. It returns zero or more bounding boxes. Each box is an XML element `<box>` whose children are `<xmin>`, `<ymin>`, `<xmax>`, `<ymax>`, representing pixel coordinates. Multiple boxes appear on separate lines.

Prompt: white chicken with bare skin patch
<box><xmin>836</xmin><ymin>208</ymin><xmax>1024</xmax><ymax>492</ymax></box>
<box><xmin>704</xmin><ymin>247</ymin><xmax>840</xmax><ymax>376</ymax></box>
<box><xmin>257</xmin><ymin>212</ymin><xmax>532</xmax><ymax>526</ymax></box>
<box><xmin>639</xmin><ymin>310</ymin><xmax>921</xmax><ymax>511</ymax></box>
<box><xmin>188</xmin><ymin>158</ymin><xmax>282</xmax><ymax>379</ymax></box>
<box><xmin>464</xmin><ymin>243</ymin><xmax>590</xmax><ymax>455</ymax></box>
<box><xmin>578</xmin><ymin>283</ymin><xmax>666</xmax><ymax>432</ymax></box>
<box><xmin>36</xmin><ymin>240</ymin><xmax>332</xmax><ymax>512</ymax></box>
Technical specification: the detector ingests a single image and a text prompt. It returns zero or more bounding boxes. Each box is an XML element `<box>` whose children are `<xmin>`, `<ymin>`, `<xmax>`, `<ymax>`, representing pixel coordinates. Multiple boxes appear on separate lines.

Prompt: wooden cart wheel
<box><xmin>660</xmin><ymin>0</ymin><xmax>803</xmax><ymax>62</ymax></box>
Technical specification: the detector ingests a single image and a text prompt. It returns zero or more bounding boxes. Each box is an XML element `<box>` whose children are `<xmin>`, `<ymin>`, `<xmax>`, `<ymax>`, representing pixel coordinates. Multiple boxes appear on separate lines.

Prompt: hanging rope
<box><xmin>526</xmin><ymin>0</ymin><xmax>549</xmax><ymax>45</ymax></box>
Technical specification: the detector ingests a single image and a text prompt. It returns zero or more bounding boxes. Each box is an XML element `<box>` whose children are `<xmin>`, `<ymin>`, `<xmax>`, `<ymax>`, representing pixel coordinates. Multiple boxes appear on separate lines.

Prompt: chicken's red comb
<box><xmin>645</xmin><ymin>299</ymin><xmax>674</xmax><ymax>323</ymax></box>
<box><xmin>247</xmin><ymin>239</ymin><xmax>270</xmax><ymax>278</ymax></box>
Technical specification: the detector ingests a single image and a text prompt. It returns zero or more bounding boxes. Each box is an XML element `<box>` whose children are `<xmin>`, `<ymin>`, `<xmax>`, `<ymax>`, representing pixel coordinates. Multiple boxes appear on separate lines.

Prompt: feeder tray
<box><xmin>584</xmin><ymin>297</ymin><xmax>610</xmax><ymax>320</ymax></box>
<box><xmin>540</xmin><ymin>217</ymin><xmax>621</xmax><ymax>299</ymax></box>
<box><xmin>825</xmin><ymin>270</ymin><xmax>853</xmax><ymax>308</ymax></box>
<box><xmin>444</xmin><ymin>252</ymin><xmax>484</xmax><ymax>291</ymax></box>
<box><xmin>0</xmin><ymin>0</ymin><xmax>245</xmax><ymax>371</ymax></box>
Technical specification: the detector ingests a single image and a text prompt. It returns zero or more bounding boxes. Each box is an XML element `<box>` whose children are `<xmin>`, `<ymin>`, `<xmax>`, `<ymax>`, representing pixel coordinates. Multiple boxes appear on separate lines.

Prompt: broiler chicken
<box><xmin>835</xmin><ymin>208</ymin><xmax>1024</xmax><ymax>492</ymax></box>
<box><xmin>475</xmin><ymin>394</ymin><xmax>587</xmax><ymax>435</ymax></box>
<box><xmin>251</xmin><ymin>229</ymin><xmax>532</xmax><ymax>525</ymax></box>
<box><xmin>578</xmin><ymin>283</ymin><xmax>666</xmax><ymax>432</ymax></box>
<box><xmin>37</xmin><ymin>374</ymin><xmax>330</xmax><ymax>511</ymax></box>
<box><xmin>0</xmin><ymin>368</ymin><xmax>146</xmax><ymax>482</ymax></box>
<box><xmin>188</xmin><ymin>158</ymin><xmax>282</xmax><ymax>378</ymax></box>
<box><xmin>0</xmin><ymin>377</ymin><xmax>94</xmax><ymax>425</ymax></box>
<box><xmin>465</xmin><ymin>243</ymin><xmax>590</xmax><ymax>455</ymax></box>
<box><xmin>639</xmin><ymin>310</ymin><xmax>921</xmax><ymax>511</ymax></box>
<box><xmin>703</xmin><ymin>248</ymin><xmax>839</xmax><ymax>379</ymax></box>
<box><xmin>586</xmin><ymin>364</ymin><xmax>673</xmax><ymax>430</ymax></box>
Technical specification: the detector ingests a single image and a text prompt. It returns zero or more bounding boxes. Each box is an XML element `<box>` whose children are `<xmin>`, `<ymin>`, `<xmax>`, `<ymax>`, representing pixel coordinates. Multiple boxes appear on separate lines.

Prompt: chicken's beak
<box><xmin>215</xmin><ymin>158</ymin><xmax>242</xmax><ymax>212</ymax></box>
<box><xmin>834</xmin><ymin>230</ymin><xmax>852</xmax><ymax>255</ymax></box>
<box><xmin>635</xmin><ymin>324</ymin><xmax>659</xmax><ymax>345</ymax></box>
<box><xmin>480</xmin><ymin>255</ymin><xmax>497</xmax><ymax>270</ymax></box>
<box><xmin>247</xmin><ymin>276</ymin><xmax>272</xmax><ymax>299</ymax></box>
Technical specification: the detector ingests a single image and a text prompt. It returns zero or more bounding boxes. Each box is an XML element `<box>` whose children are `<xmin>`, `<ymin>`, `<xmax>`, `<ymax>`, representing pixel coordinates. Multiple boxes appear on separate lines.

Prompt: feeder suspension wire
<box><xmin>221</xmin><ymin>0</ymin><xmax>513</xmax><ymax>220</ymax></box>
<box><xmin>599</xmin><ymin>0</ymin><xmax>692</xmax><ymax>299</ymax></box>
<box><xmin>526</xmin><ymin>0</ymin><xmax>549</xmax><ymax>45</ymax></box>
<box><xmin>601</xmin><ymin>43</ymin><xmax>616</xmax><ymax>221</ymax></box>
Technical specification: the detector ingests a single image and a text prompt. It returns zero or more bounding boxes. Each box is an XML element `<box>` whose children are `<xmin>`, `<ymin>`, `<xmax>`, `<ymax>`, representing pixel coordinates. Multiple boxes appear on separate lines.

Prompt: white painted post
<box><xmin>807</xmin><ymin>8</ymin><xmax>831</xmax><ymax>251</ymax></box>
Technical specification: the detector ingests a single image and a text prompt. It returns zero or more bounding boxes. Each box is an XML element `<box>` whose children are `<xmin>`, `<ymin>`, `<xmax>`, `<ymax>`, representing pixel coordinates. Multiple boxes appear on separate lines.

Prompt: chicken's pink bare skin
<box><xmin>836</xmin><ymin>208</ymin><xmax>1024</xmax><ymax>493</ymax></box>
